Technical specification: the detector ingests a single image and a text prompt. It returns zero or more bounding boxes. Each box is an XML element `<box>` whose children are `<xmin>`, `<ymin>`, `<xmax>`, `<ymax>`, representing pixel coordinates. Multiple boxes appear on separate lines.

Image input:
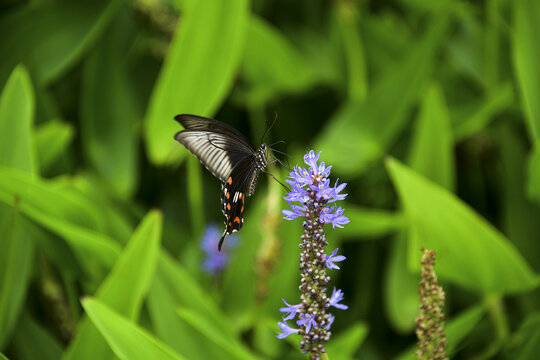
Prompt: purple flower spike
<box><xmin>276</xmin><ymin>321</ymin><xmax>300</xmax><ymax>339</ymax></box>
<box><xmin>328</xmin><ymin>287</ymin><xmax>348</xmax><ymax>310</ymax></box>
<box><xmin>325</xmin><ymin>248</ymin><xmax>346</xmax><ymax>270</ymax></box>
<box><xmin>280</xmin><ymin>299</ymin><xmax>302</xmax><ymax>321</ymax></box>
<box><xmin>277</xmin><ymin>150</ymin><xmax>349</xmax><ymax>358</ymax></box>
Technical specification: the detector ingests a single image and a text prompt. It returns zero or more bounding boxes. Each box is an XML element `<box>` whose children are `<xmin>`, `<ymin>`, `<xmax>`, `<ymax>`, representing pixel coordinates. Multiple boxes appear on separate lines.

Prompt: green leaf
<box><xmin>385</xmin><ymin>157</ymin><xmax>539</xmax><ymax>293</ymax></box>
<box><xmin>34</xmin><ymin>119</ymin><xmax>74</xmax><ymax>172</ymax></box>
<box><xmin>82</xmin><ymin>298</ymin><xmax>185</xmax><ymax>360</ymax></box>
<box><xmin>147</xmin><ymin>268</ymin><xmax>224</xmax><ymax>360</ymax></box>
<box><xmin>315</xmin><ymin>16</ymin><xmax>449</xmax><ymax>175</ymax></box>
<box><xmin>0</xmin><ymin>0</ymin><xmax>121</xmax><ymax>86</ymax></box>
<box><xmin>0</xmin><ymin>65</ymin><xmax>36</xmax><ymax>173</ymax></box>
<box><xmin>11</xmin><ymin>311</ymin><xmax>63</xmax><ymax>360</ymax></box>
<box><xmin>326</xmin><ymin>322</ymin><xmax>369</xmax><ymax>360</ymax></box>
<box><xmin>0</xmin><ymin>202</ymin><xmax>34</xmax><ymax>349</ymax></box>
<box><xmin>333</xmin><ymin>3</ymin><xmax>368</xmax><ymax>101</ymax></box>
<box><xmin>512</xmin><ymin>312</ymin><xmax>540</xmax><ymax>359</ymax></box>
<box><xmin>337</xmin><ymin>206</ymin><xmax>405</xmax><ymax>240</ymax></box>
<box><xmin>408</xmin><ymin>83</ymin><xmax>454</xmax><ymax>190</ymax></box>
<box><xmin>394</xmin><ymin>305</ymin><xmax>484</xmax><ymax>360</ymax></box>
<box><xmin>240</xmin><ymin>16</ymin><xmax>319</xmax><ymax>104</ymax></box>
<box><xmin>80</xmin><ymin>16</ymin><xmax>139</xmax><ymax>198</ymax></box>
<box><xmin>527</xmin><ymin>144</ymin><xmax>540</xmax><ymax>203</ymax></box>
<box><xmin>384</xmin><ymin>232</ymin><xmax>419</xmax><ymax>333</ymax></box>
<box><xmin>144</xmin><ymin>0</ymin><xmax>248</xmax><ymax>164</ymax></box>
<box><xmin>0</xmin><ymin>167</ymin><xmax>120</xmax><ymax>274</ymax></box>
<box><xmin>1</xmin><ymin>353</ymin><xmax>8</xmax><ymax>360</ymax></box>
<box><xmin>0</xmin><ymin>65</ymin><xmax>35</xmax><ymax>349</ymax></box>
<box><xmin>176</xmin><ymin>307</ymin><xmax>258</xmax><ymax>360</ymax></box>
<box><xmin>513</xmin><ymin>0</ymin><xmax>540</xmax><ymax>141</ymax></box>
<box><xmin>63</xmin><ymin>210</ymin><xmax>162</xmax><ymax>360</ymax></box>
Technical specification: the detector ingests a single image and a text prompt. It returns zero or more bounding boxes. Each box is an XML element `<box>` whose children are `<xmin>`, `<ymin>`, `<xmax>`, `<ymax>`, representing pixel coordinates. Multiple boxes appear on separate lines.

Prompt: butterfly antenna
<box><xmin>260</xmin><ymin>112</ymin><xmax>278</xmax><ymax>145</ymax></box>
<box><xmin>263</xmin><ymin>169</ymin><xmax>291</xmax><ymax>193</ymax></box>
<box><xmin>269</xmin><ymin>140</ymin><xmax>287</xmax><ymax>147</ymax></box>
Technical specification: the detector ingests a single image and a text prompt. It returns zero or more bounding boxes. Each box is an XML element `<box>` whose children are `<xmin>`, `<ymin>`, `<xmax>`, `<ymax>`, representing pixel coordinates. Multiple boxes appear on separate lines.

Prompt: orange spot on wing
<box><xmin>226</xmin><ymin>192</ymin><xmax>230</xmax><ymax>199</ymax></box>
<box><xmin>233</xmin><ymin>216</ymin><xmax>240</xmax><ymax>223</ymax></box>
<box><xmin>241</xmin><ymin>205</ymin><xmax>244</xmax><ymax>212</ymax></box>
<box><xmin>239</xmin><ymin>193</ymin><xmax>243</xmax><ymax>199</ymax></box>
<box><xmin>227</xmin><ymin>177</ymin><xmax>232</xmax><ymax>184</ymax></box>
<box><xmin>228</xmin><ymin>221</ymin><xmax>232</xmax><ymax>226</ymax></box>
<box><xmin>227</xmin><ymin>203</ymin><xmax>231</xmax><ymax>210</ymax></box>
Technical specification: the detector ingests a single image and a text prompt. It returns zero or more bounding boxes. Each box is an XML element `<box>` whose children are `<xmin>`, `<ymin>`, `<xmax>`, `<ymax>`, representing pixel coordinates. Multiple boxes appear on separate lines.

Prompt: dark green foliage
<box><xmin>0</xmin><ymin>0</ymin><xmax>539</xmax><ymax>358</ymax></box>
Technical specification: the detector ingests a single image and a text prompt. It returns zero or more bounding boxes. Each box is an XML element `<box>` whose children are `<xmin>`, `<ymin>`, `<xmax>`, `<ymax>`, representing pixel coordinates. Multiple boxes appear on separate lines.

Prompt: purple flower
<box><xmin>280</xmin><ymin>299</ymin><xmax>302</xmax><ymax>321</ymax></box>
<box><xmin>200</xmin><ymin>224</ymin><xmax>237</xmax><ymax>275</ymax></box>
<box><xmin>326</xmin><ymin>314</ymin><xmax>335</xmax><ymax>330</ymax></box>
<box><xmin>277</xmin><ymin>150</ymin><xmax>349</xmax><ymax>357</ymax></box>
<box><xmin>328</xmin><ymin>287</ymin><xmax>348</xmax><ymax>310</ymax></box>
<box><xmin>276</xmin><ymin>321</ymin><xmax>300</xmax><ymax>339</ymax></box>
<box><xmin>297</xmin><ymin>313</ymin><xmax>317</xmax><ymax>334</ymax></box>
<box><xmin>325</xmin><ymin>248</ymin><xmax>346</xmax><ymax>270</ymax></box>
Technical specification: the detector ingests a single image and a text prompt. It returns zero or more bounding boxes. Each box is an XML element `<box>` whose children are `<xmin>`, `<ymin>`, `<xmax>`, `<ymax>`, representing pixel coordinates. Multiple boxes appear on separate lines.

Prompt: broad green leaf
<box><xmin>512</xmin><ymin>312</ymin><xmax>540</xmax><ymax>359</ymax></box>
<box><xmin>337</xmin><ymin>206</ymin><xmax>405</xmax><ymax>240</ymax></box>
<box><xmin>63</xmin><ymin>210</ymin><xmax>162</xmax><ymax>360</ymax></box>
<box><xmin>34</xmin><ymin>119</ymin><xmax>74</xmax><ymax>172</ymax></box>
<box><xmin>0</xmin><ymin>167</ymin><xmax>120</xmax><ymax>274</ymax></box>
<box><xmin>385</xmin><ymin>84</ymin><xmax>454</xmax><ymax>333</ymax></box>
<box><xmin>145</xmin><ymin>0</ymin><xmax>248</xmax><ymax>164</ymax></box>
<box><xmin>0</xmin><ymin>65</ymin><xmax>36</xmax><ymax>173</ymax></box>
<box><xmin>11</xmin><ymin>311</ymin><xmax>63</xmax><ymax>360</ymax></box>
<box><xmin>315</xmin><ymin>17</ymin><xmax>449</xmax><ymax>175</ymax></box>
<box><xmin>0</xmin><ymin>203</ymin><xmax>34</xmax><ymax>349</ymax></box>
<box><xmin>148</xmin><ymin>270</ymin><xmax>224</xmax><ymax>360</ymax></box>
<box><xmin>0</xmin><ymin>0</ymin><xmax>121</xmax><ymax>86</ymax></box>
<box><xmin>0</xmin><ymin>65</ymin><xmax>35</xmax><ymax>349</ymax></box>
<box><xmin>386</xmin><ymin>158</ymin><xmax>539</xmax><ymax>293</ymax></box>
<box><xmin>186</xmin><ymin>156</ymin><xmax>204</xmax><ymax>235</ymax></box>
<box><xmin>333</xmin><ymin>2</ymin><xmax>368</xmax><ymax>101</ymax></box>
<box><xmin>240</xmin><ymin>16</ymin><xmax>319</xmax><ymax>104</ymax></box>
<box><xmin>82</xmin><ymin>298</ymin><xmax>185</xmax><ymax>360</ymax></box>
<box><xmin>0</xmin><ymin>353</ymin><xmax>8</xmax><ymax>360</ymax></box>
<box><xmin>177</xmin><ymin>307</ymin><xmax>258</xmax><ymax>360</ymax></box>
<box><xmin>513</xmin><ymin>0</ymin><xmax>540</xmax><ymax>141</ymax></box>
<box><xmin>151</xmin><ymin>251</ymin><xmax>230</xmax><ymax>333</ymax></box>
<box><xmin>81</xmin><ymin>16</ymin><xmax>139</xmax><ymax>198</ymax></box>
<box><xmin>326</xmin><ymin>322</ymin><xmax>369</xmax><ymax>360</ymax></box>
<box><xmin>384</xmin><ymin>232</ymin><xmax>419</xmax><ymax>333</ymax></box>
<box><xmin>394</xmin><ymin>305</ymin><xmax>484</xmax><ymax>360</ymax></box>
<box><xmin>408</xmin><ymin>83</ymin><xmax>454</xmax><ymax>190</ymax></box>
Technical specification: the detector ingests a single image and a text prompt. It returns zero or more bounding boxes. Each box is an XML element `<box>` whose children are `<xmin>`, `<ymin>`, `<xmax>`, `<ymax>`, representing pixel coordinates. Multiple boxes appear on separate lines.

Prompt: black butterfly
<box><xmin>174</xmin><ymin>114</ymin><xmax>269</xmax><ymax>251</ymax></box>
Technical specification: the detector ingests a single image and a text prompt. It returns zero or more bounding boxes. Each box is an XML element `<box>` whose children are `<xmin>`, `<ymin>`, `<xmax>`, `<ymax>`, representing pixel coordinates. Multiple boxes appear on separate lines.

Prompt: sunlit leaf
<box><xmin>176</xmin><ymin>307</ymin><xmax>258</xmax><ymax>360</ymax></box>
<box><xmin>145</xmin><ymin>0</ymin><xmax>248</xmax><ymax>164</ymax></box>
<box><xmin>63</xmin><ymin>211</ymin><xmax>162</xmax><ymax>360</ymax></box>
<box><xmin>82</xmin><ymin>298</ymin><xmax>185</xmax><ymax>360</ymax></box>
<box><xmin>386</xmin><ymin>158</ymin><xmax>539</xmax><ymax>293</ymax></box>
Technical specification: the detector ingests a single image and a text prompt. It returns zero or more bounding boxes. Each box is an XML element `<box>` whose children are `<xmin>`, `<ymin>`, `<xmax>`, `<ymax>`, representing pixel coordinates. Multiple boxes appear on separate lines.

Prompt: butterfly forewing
<box><xmin>174</xmin><ymin>114</ymin><xmax>269</xmax><ymax>251</ymax></box>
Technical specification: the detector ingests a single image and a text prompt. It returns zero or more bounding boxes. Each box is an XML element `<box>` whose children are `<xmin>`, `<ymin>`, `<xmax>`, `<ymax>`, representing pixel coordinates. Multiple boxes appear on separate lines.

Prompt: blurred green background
<box><xmin>1</xmin><ymin>0</ymin><xmax>540</xmax><ymax>358</ymax></box>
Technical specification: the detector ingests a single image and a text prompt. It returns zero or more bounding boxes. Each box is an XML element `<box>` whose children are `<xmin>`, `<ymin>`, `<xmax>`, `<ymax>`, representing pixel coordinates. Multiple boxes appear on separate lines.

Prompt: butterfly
<box><xmin>174</xmin><ymin>114</ymin><xmax>269</xmax><ymax>251</ymax></box>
